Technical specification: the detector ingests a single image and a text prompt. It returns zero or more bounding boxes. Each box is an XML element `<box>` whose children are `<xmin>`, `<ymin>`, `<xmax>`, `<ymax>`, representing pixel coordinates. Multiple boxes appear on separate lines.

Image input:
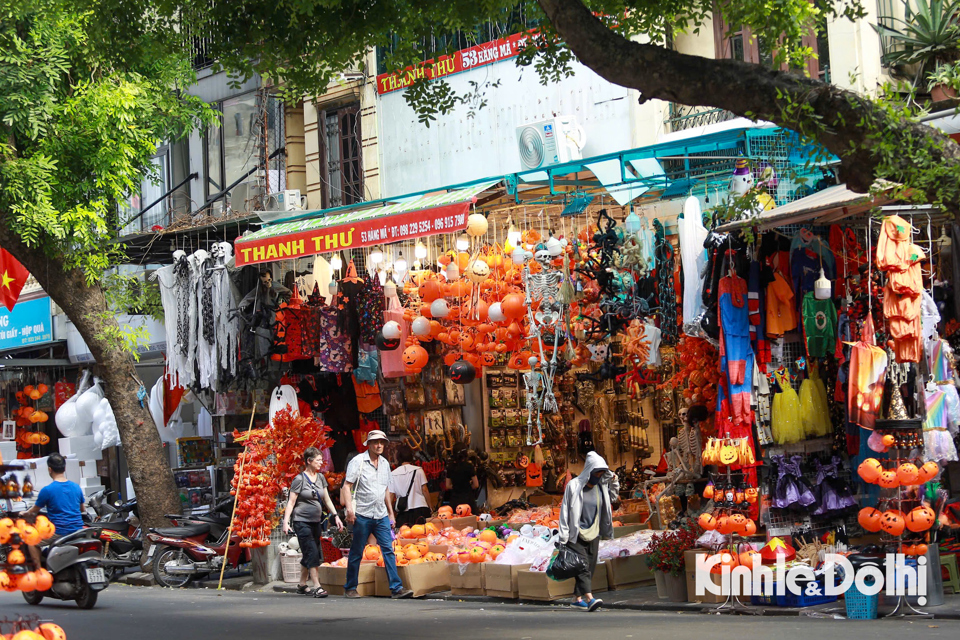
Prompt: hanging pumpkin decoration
<box><xmin>448</xmin><ymin>359</ymin><xmax>477</xmax><ymax>385</ymax></box>
<box><xmin>878</xmin><ymin>470</ymin><xmax>900</xmax><ymax>489</ymax></box>
<box><xmin>918</xmin><ymin>461</ymin><xmax>940</xmax><ymax>483</ymax></box>
<box><xmin>466</xmin><ymin>259</ymin><xmax>490</xmax><ymax>284</ymax></box>
<box><xmin>402</xmin><ymin>345</ymin><xmax>429</xmax><ymax>372</ymax></box>
<box><xmin>466</xmin><ymin>213</ymin><xmax>489</xmax><ymax>237</ymax></box>
<box><xmin>702</xmin><ymin>483</ymin><xmax>715</xmax><ymax>500</ymax></box>
<box><xmin>857</xmin><ymin>507</ymin><xmax>883</xmax><ymax>532</ymax></box>
<box><xmin>709</xmin><ymin>551</ymin><xmax>739</xmax><ymax>574</ymax></box>
<box><xmin>697</xmin><ymin>512</ymin><xmax>717</xmax><ymax>531</ymax></box>
<box><xmin>456</xmin><ymin>504</ymin><xmax>473</xmax><ymax>517</ymax></box>
<box><xmin>857</xmin><ymin>458</ymin><xmax>883</xmax><ymax>484</ymax></box>
<box><xmin>905</xmin><ymin>505</ymin><xmax>936</xmax><ymax>532</ymax></box>
<box><xmin>880</xmin><ymin>510</ymin><xmax>906</xmax><ymax>536</ymax></box>
<box><xmin>501</xmin><ymin>293</ymin><xmax>526</xmax><ymax>320</ymax></box>
<box><xmin>896</xmin><ymin>462</ymin><xmax>920</xmax><ymax>486</ymax></box>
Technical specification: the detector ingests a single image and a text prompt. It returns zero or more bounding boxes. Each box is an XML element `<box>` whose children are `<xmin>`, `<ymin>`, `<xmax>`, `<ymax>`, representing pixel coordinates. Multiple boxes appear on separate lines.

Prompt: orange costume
<box><xmin>765</xmin><ymin>272</ymin><xmax>798</xmax><ymax>337</ymax></box>
<box><xmin>876</xmin><ymin>215</ymin><xmax>925</xmax><ymax>362</ymax></box>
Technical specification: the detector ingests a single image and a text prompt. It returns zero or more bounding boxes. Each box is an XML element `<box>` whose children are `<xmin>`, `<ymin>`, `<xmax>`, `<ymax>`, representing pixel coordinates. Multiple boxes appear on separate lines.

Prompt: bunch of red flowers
<box><xmin>644</xmin><ymin>524</ymin><xmax>700</xmax><ymax>577</ymax></box>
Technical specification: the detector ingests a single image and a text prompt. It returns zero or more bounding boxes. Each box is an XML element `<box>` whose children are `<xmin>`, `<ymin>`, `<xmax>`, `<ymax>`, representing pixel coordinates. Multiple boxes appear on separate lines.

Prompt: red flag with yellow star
<box><xmin>0</xmin><ymin>249</ymin><xmax>29</xmax><ymax>312</ymax></box>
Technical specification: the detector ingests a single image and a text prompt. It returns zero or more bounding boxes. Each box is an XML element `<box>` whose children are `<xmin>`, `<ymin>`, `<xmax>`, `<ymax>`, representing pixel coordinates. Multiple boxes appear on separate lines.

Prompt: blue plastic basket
<box><xmin>845</xmin><ymin>578</ymin><xmax>879</xmax><ymax>620</ymax></box>
<box><xmin>748</xmin><ymin>579</ymin><xmax>838</xmax><ymax>607</ymax></box>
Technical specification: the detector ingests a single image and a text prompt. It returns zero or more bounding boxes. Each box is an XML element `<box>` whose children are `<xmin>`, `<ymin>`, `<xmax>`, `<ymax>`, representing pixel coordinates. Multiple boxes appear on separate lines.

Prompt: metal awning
<box><xmin>714</xmin><ymin>184</ymin><xmax>890</xmax><ymax>232</ymax></box>
<box><xmin>234</xmin><ymin>180</ymin><xmax>500</xmax><ymax>266</ymax></box>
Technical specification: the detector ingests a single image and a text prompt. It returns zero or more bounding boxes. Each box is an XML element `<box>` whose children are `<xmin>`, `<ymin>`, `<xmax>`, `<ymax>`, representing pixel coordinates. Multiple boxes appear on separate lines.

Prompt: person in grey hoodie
<box><xmin>558</xmin><ymin>451</ymin><xmax>620</xmax><ymax>611</ymax></box>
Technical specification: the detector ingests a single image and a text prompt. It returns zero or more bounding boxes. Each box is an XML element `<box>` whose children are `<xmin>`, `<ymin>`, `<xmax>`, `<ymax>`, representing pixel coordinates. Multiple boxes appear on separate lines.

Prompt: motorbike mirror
<box><xmin>114</xmin><ymin>500</ymin><xmax>122</xmax><ymax>507</ymax></box>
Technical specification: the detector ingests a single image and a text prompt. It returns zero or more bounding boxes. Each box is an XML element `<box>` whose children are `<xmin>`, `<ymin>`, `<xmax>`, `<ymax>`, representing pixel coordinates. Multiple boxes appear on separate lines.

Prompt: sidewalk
<box><xmin>266</xmin><ymin>581</ymin><xmax>960</xmax><ymax>619</ymax></box>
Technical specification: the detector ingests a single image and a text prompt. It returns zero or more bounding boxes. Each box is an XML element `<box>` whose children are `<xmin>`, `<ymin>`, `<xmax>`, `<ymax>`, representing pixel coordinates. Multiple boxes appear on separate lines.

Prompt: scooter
<box><xmin>23</xmin><ymin>528</ymin><xmax>108</xmax><ymax>609</ymax></box>
<box><xmin>146</xmin><ymin>499</ymin><xmax>250</xmax><ymax>588</ymax></box>
<box><xmin>89</xmin><ymin>500</ymin><xmax>142</xmax><ymax>581</ymax></box>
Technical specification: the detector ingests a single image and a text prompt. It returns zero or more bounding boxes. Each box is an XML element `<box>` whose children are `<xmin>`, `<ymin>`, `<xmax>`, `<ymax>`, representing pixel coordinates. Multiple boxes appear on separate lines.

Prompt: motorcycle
<box><xmin>23</xmin><ymin>528</ymin><xmax>109</xmax><ymax>609</ymax></box>
<box><xmin>146</xmin><ymin>499</ymin><xmax>251</xmax><ymax>588</ymax></box>
<box><xmin>88</xmin><ymin>499</ymin><xmax>142</xmax><ymax>581</ymax></box>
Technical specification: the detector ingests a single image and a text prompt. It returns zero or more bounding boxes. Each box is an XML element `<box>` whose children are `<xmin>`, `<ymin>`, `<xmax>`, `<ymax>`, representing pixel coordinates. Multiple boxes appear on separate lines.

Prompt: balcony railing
<box><xmin>664</xmin><ymin>104</ymin><xmax>738</xmax><ymax>133</ymax></box>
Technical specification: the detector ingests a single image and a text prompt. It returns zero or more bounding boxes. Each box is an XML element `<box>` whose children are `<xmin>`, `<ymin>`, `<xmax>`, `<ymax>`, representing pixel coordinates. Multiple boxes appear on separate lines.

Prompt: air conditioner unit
<box><xmin>265</xmin><ymin>189</ymin><xmax>302</xmax><ymax>212</ymax></box>
<box><xmin>515</xmin><ymin>117</ymin><xmax>586</xmax><ymax>170</ymax></box>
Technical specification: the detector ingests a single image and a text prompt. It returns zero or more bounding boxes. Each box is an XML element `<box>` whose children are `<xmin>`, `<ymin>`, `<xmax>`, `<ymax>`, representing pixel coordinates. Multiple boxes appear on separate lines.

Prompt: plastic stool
<box><xmin>941</xmin><ymin>551</ymin><xmax>960</xmax><ymax>595</ymax></box>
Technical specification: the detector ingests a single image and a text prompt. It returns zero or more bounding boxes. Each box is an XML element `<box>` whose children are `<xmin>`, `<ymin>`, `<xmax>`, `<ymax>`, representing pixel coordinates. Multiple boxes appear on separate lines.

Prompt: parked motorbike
<box><xmin>88</xmin><ymin>499</ymin><xmax>142</xmax><ymax>581</ymax></box>
<box><xmin>22</xmin><ymin>528</ymin><xmax>108</xmax><ymax>609</ymax></box>
<box><xmin>147</xmin><ymin>498</ymin><xmax>250</xmax><ymax>588</ymax></box>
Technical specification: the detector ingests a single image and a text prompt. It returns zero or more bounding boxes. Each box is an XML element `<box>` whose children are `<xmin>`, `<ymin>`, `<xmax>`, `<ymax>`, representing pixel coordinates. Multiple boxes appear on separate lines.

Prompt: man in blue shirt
<box><xmin>27</xmin><ymin>453</ymin><xmax>85</xmax><ymax>536</ymax></box>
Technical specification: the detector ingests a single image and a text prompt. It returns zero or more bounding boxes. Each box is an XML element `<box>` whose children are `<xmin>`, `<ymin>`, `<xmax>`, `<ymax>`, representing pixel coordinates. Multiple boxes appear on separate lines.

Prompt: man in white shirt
<box><xmin>340</xmin><ymin>430</ymin><xmax>413</xmax><ymax>598</ymax></box>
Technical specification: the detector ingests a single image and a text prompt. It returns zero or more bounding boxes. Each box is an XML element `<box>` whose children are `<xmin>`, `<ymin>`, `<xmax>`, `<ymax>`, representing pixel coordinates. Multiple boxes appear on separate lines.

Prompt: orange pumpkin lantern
<box><xmin>897</xmin><ymin>463</ymin><xmax>920</xmax><ymax>486</ymax></box>
<box><xmin>878</xmin><ymin>470</ymin><xmax>900</xmax><ymax>489</ymax></box>
<box><xmin>918</xmin><ymin>461</ymin><xmax>940</xmax><ymax>483</ymax></box>
<box><xmin>858</xmin><ymin>507</ymin><xmax>883</xmax><ymax>532</ymax></box>
<box><xmin>728</xmin><ymin>513</ymin><xmax>747</xmax><ymax>534</ymax></box>
<box><xmin>744</xmin><ymin>487</ymin><xmax>759</xmax><ymax>504</ymax></box>
<box><xmin>410</xmin><ymin>524</ymin><xmax>425</xmax><ymax>538</ymax></box>
<box><xmin>7</xmin><ymin>549</ymin><xmax>25</xmax><ymax>565</ymax></box>
<box><xmin>501</xmin><ymin>294</ymin><xmax>526</xmax><ymax>320</ymax></box>
<box><xmin>456</xmin><ymin>504</ymin><xmax>473</xmax><ymax>517</ymax></box>
<box><xmin>34</xmin><ymin>568</ymin><xmax>53</xmax><ymax>591</ymax></box>
<box><xmin>881</xmin><ymin>434</ymin><xmax>896</xmax><ymax>448</ymax></box>
<box><xmin>858</xmin><ymin>458</ymin><xmax>883</xmax><ymax>484</ymax></box>
<box><xmin>905</xmin><ymin>506</ymin><xmax>936</xmax><ymax>532</ymax></box>
<box><xmin>38</xmin><ymin>624</ymin><xmax>66</xmax><ymax>640</ymax></box>
<box><xmin>742</xmin><ymin>519</ymin><xmax>758</xmax><ymax>536</ymax></box>
<box><xmin>478</xmin><ymin>529</ymin><xmax>498</xmax><ymax>544</ymax></box>
<box><xmin>697</xmin><ymin>512</ymin><xmax>717</xmax><ymax>531</ymax></box>
<box><xmin>702</xmin><ymin>483</ymin><xmax>715</xmax><ymax>500</ymax></box>
<box><xmin>402</xmin><ymin>345</ymin><xmax>429</xmax><ymax>371</ymax></box>
<box><xmin>739</xmin><ymin>549</ymin><xmax>761</xmax><ymax>567</ymax></box>
<box><xmin>19</xmin><ymin>524</ymin><xmax>40</xmax><ymax>546</ymax></box>
<box><xmin>437</xmin><ymin>506</ymin><xmax>454</xmax><ymax>518</ymax></box>
<box><xmin>709</xmin><ymin>551</ymin><xmax>739</xmax><ymax>574</ymax></box>
<box><xmin>880</xmin><ymin>510</ymin><xmax>906</xmax><ymax>536</ymax></box>
<box><xmin>717</xmin><ymin>515</ymin><xmax>735</xmax><ymax>535</ymax></box>
<box><xmin>363</xmin><ymin>544</ymin><xmax>381</xmax><ymax>561</ymax></box>
<box><xmin>17</xmin><ymin>571</ymin><xmax>36</xmax><ymax>592</ymax></box>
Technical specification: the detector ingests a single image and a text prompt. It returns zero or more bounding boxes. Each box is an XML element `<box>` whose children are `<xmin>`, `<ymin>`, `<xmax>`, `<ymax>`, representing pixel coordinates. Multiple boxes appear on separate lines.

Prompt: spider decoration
<box><xmin>575</xmin><ymin>351</ymin><xmax>627</xmax><ymax>382</ymax></box>
<box><xmin>522</xmin><ymin>243</ymin><xmax>569</xmax><ymax>445</ymax></box>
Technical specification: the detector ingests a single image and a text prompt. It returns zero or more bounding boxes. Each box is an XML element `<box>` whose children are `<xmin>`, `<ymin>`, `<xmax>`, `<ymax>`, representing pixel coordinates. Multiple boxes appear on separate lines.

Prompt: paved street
<box><xmin>2</xmin><ymin>586</ymin><xmax>959</xmax><ymax>640</ymax></box>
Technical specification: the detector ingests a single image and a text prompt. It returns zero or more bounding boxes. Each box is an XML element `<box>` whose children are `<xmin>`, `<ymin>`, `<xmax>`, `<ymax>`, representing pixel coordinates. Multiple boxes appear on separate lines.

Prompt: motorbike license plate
<box><xmin>147</xmin><ymin>545</ymin><xmax>157</xmax><ymax>559</ymax></box>
<box><xmin>86</xmin><ymin>568</ymin><xmax>106</xmax><ymax>584</ymax></box>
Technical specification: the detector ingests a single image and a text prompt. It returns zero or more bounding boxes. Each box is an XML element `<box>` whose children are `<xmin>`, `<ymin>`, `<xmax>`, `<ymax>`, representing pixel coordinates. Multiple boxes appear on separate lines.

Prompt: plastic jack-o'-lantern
<box><xmin>744</xmin><ymin>487</ymin><xmax>759</xmax><ymax>504</ymax></box>
<box><xmin>702</xmin><ymin>483</ymin><xmax>715</xmax><ymax>500</ymax></box>
<box><xmin>437</xmin><ymin>506</ymin><xmax>453</xmax><ymax>519</ymax></box>
<box><xmin>449</xmin><ymin>359</ymin><xmax>477</xmax><ymax>385</ymax></box>
<box><xmin>905</xmin><ymin>505</ymin><xmax>936</xmax><ymax>532</ymax></box>
<box><xmin>38</xmin><ymin>623</ymin><xmax>65</xmax><ymax>640</ymax></box>
<box><xmin>918</xmin><ymin>461</ymin><xmax>940</xmax><ymax>483</ymax></box>
<box><xmin>858</xmin><ymin>507</ymin><xmax>883</xmax><ymax>532</ymax></box>
<box><xmin>858</xmin><ymin>458</ymin><xmax>883</xmax><ymax>484</ymax></box>
<box><xmin>402</xmin><ymin>345</ymin><xmax>429</xmax><ymax>371</ymax></box>
<box><xmin>728</xmin><ymin>513</ymin><xmax>747</xmax><ymax>532</ymax></box>
<box><xmin>698</xmin><ymin>512</ymin><xmax>717</xmax><ymax>531</ymax></box>
<box><xmin>709</xmin><ymin>551</ymin><xmax>739</xmax><ymax>574</ymax></box>
<box><xmin>880</xmin><ymin>510</ymin><xmax>906</xmax><ymax>536</ymax></box>
<box><xmin>376</xmin><ymin>333</ymin><xmax>400</xmax><ymax>351</ymax></box>
<box><xmin>501</xmin><ymin>294</ymin><xmax>526</xmax><ymax>320</ymax></box>
<box><xmin>739</xmin><ymin>548</ymin><xmax>761</xmax><ymax>567</ymax></box>
<box><xmin>742</xmin><ymin>518</ymin><xmax>758</xmax><ymax>536</ymax></box>
<box><xmin>456</xmin><ymin>504</ymin><xmax>473</xmax><ymax>517</ymax></box>
<box><xmin>896</xmin><ymin>463</ymin><xmax>920</xmax><ymax>486</ymax></box>
<box><xmin>363</xmin><ymin>544</ymin><xmax>382</xmax><ymax>561</ymax></box>
<box><xmin>878</xmin><ymin>470</ymin><xmax>900</xmax><ymax>489</ymax></box>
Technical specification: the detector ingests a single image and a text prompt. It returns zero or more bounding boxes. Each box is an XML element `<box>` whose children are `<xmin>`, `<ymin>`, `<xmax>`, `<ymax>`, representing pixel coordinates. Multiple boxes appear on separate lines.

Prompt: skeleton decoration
<box><xmin>521</xmin><ymin>241</ymin><xmax>569</xmax><ymax>445</ymax></box>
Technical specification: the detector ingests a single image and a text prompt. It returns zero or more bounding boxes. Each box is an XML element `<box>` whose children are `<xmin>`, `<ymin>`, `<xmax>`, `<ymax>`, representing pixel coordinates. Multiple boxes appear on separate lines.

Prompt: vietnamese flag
<box><xmin>0</xmin><ymin>249</ymin><xmax>29</xmax><ymax>312</ymax></box>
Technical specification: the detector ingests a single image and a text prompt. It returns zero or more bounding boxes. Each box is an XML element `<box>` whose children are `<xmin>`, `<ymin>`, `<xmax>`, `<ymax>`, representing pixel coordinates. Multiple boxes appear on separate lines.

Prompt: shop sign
<box><xmin>0</xmin><ymin>297</ymin><xmax>53</xmax><ymax>352</ymax></box>
<box><xmin>235</xmin><ymin>202</ymin><xmax>471</xmax><ymax>266</ymax></box>
<box><xmin>376</xmin><ymin>31</ymin><xmax>532</xmax><ymax>95</ymax></box>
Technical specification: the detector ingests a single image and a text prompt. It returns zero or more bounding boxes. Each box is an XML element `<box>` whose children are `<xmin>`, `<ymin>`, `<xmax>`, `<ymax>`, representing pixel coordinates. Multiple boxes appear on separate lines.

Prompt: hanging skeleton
<box><xmin>522</xmin><ymin>242</ymin><xmax>567</xmax><ymax>445</ymax></box>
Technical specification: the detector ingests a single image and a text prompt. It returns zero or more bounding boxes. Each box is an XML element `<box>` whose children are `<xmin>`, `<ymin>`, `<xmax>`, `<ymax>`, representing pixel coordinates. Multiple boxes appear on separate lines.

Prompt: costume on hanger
<box><xmin>679</xmin><ymin>197</ymin><xmax>709</xmax><ymax>326</ymax></box>
<box><xmin>847</xmin><ymin>314</ymin><xmax>888</xmax><ymax>430</ymax></box>
<box><xmin>765</xmin><ymin>271</ymin><xmax>798</xmax><ymax>337</ymax></box>
<box><xmin>717</xmin><ymin>272</ymin><xmax>754</xmax><ymax>425</ymax></box>
<box><xmin>771</xmin><ymin>455</ymin><xmax>816</xmax><ymax>509</ymax></box>
<box><xmin>923</xmin><ymin>385</ymin><xmax>959</xmax><ymax>463</ymax></box>
<box><xmin>799</xmin><ymin>365</ymin><xmax>831</xmax><ymax>438</ymax></box>
<box><xmin>748</xmin><ymin>258</ymin><xmax>771</xmax><ymax>366</ymax></box>
<box><xmin>876</xmin><ymin>215</ymin><xmax>926</xmax><ymax>362</ymax></box>
<box><xmin>771</xmin><ymin>369</ymin><xmax>803</xmax><ymax>444</ymax></box>
<box><xmin>801</xmin><ymin>293</ymin><xmax>837</xmax><ymax>358</ymax></box>
<box><xmin>811</xmin><ymin>456</ymin><xmax>857</xmax><ymax>514</ymax></box>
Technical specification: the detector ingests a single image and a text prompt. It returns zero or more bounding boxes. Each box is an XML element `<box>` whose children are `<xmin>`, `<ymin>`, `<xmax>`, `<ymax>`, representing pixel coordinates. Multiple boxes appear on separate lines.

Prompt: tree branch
<box><xmin>537</xmin><ymin>0</ymin><xmax>960</xmax><ymax>205</ymax></box>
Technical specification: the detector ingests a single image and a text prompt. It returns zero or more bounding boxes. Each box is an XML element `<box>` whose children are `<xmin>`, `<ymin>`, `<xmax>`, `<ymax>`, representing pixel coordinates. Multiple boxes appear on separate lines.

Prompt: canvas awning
<box><xmin>234</xmin><ymin>181</ymin><xmax>499</xmax><ymax>266</ymax></box>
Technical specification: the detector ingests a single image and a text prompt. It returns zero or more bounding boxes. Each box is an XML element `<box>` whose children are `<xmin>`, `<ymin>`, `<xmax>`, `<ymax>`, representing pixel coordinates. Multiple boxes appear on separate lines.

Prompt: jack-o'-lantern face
<box><xmin>880</xmin><ymin>510</ymin><xmax>905</xmax><ymax>536</ymax></box>
<box><xmin>456</xmin><ymin>504</ymin><xmax>472</xmax><ymax>517</ymax></box>
<box><xmin>905</xmin><ymin>506</ymin><xmax>936</xmax><ymax>532</ymax></box>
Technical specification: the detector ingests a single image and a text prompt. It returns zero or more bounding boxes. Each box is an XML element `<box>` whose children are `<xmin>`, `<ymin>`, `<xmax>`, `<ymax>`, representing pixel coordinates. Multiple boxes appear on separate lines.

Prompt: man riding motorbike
<box><xmin>25</xmin><ymin>453</ymin><xmax>85</xmax><ymax>563</ymax></box>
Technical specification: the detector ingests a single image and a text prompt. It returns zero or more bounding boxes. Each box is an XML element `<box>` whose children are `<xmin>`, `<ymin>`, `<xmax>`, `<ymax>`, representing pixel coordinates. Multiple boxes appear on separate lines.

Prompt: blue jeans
<box><xmin>344</xmin><ymin>515</ymin><xmax>403</xmax><ymax>593</ymax></box>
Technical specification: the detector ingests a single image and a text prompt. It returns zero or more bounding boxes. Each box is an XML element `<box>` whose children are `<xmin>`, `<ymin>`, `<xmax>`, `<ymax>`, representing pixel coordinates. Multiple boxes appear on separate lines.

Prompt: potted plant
<box><xmin>645</xmin><ymin>525</ymin><xmax>699</xmax><ymax>602</ymax></box>
<box><xmin>875</xmin><ymin>0</ymin><xmax>960</xmax><ymax>82</ymax></box>
<box><xmin>928</xmin><ymin>62</ymin><xmax>960</xmax><ymax>101</ymax></box>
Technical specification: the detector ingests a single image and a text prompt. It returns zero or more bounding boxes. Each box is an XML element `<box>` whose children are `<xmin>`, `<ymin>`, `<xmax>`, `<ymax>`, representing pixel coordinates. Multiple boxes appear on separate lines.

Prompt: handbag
<box><xmin>394</xmin><ymin>468</ymin><xmax>418</xmax><ymax>513</ymax></box>
<box><xmin>546</xmin><ymin>543</ymin><xmax>588</xmax><ymax>581</ymax></box>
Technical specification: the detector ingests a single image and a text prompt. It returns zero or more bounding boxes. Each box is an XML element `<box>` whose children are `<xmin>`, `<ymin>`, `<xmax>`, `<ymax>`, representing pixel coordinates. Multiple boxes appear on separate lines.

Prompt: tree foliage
<box><xmin>0</xmin><ymin>0</ymin><xmax>213</xmax><ymax>286</ymax></box>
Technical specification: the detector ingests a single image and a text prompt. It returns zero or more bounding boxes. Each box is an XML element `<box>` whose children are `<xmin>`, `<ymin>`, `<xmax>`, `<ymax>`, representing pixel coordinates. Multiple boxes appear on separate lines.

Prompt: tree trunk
<box><xmin>536</xmin><ymin>0</ymin><xmax>960</xmax><ymax>210</ymax></box>
<box><xmin>0</xmin><ymin>220</ymin><xmax>181</xmax><ymax>530</ymax></box>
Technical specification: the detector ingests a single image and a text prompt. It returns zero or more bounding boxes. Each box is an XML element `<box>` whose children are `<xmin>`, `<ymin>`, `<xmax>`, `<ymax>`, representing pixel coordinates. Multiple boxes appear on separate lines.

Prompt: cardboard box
<box><xmin>517</xmin><ymin>569</ymin><xmax>574</xmax><ymax>601</ymax></box>
<box><xmin>683</xmin><ymin>549</ymin><xmax>724</xmax><ymax>603</ymax></box>
<box><xmin>319</xmin><ymin>563</ymin><xmax>377</xmax><ymax>596</ymax></box>
<box><xmin>613</xmin><ymin>524</ymin><xmax>648</xmax><ymax>538</ymax></box>
<box><xmin>527</xmin><ymin>494</ymin><xmax>562</xmax><ymax>506</ymax></box>
<box><xmin>592</xmin><ymin>561</ymin><xmax>608</xmax><ymax>594</ymax></box>
<box><xmin>605</xmin><ymin>554</ymin><xmax>654</xmax><ymax>589</ymax></box>
<box><xmin>429</xmin><ymin>515</ymin><xmax>479</xmax><ymax>532</ymax></box>
<box><xmin>483</xmin><ymin>563</ymin><xmax>531</xmax><ymax>598</ymax></box>
<box><xmin>448</xmin><ymin>561</ymin><xmax>484</xmax><ymax>595</ymax></box>
<box><xmin>616</xmin><ymin>513</ymin><xmax>643</xmax><ymax>524</ymax></box>
<box><xmin>376</xmin><ymin>562</ymin><xmax>451</xmax><ymax>597</ymax></box>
